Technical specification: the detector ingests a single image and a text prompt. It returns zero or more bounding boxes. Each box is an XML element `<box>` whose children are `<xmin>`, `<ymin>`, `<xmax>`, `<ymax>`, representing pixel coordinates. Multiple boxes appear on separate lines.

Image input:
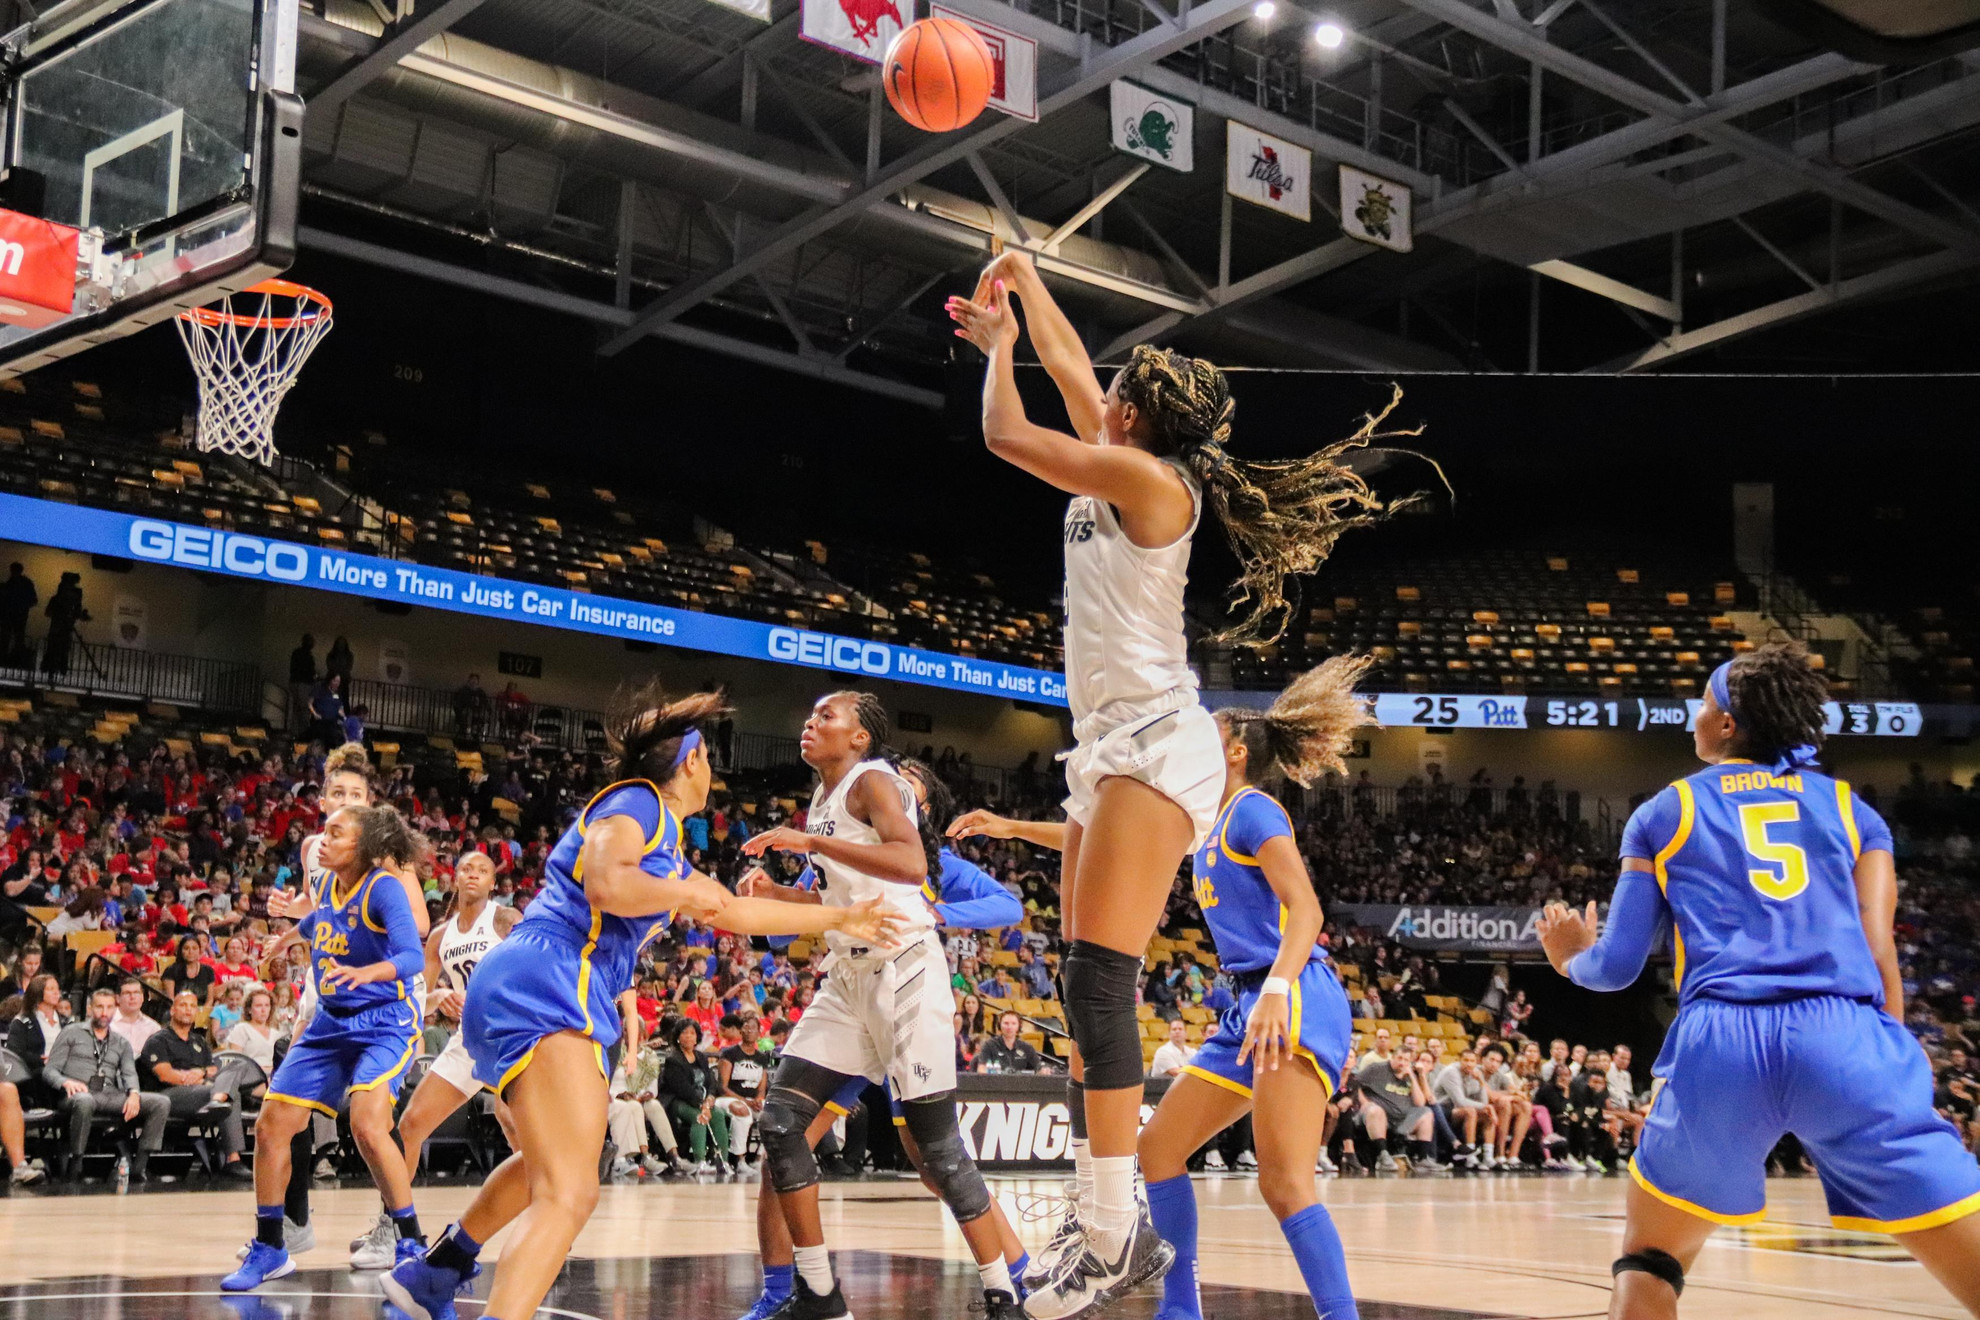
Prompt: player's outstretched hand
<box><xmin>969</xmin><ymin>249</ymin><xmax>1035</xmax><ymax>306</ymax></box>
<box><xmin>947</xmin><ymin>809</ymin><xmax>1017</xmax><ymax>840</ymax></box>
<box><xmin>1536</xmin><ymin>900</ymin><xmax>1599</xmax><ymax>977</ymax></box>
<box><xmin>1238</xmin><ymin>991</ymin><xmax>1291</xmax><ymax>1073</ymax></box>
<box><xmin>267</xmin><ymin>888</ymin><xmax>313</xmax><ymax>920</ymax></box>
<box><xmin>738</xmin><ymin>867</ymin><xmax>778</xmax><ymax>898</ymax></box>
<box><xmin>741</xmin><ymin>827</ymin><xmax>813</xmax><ymax>858</ymax></box>
<box><xmin>833</xmin><ymin>897</ymin><xmax>908</xmax><ymax>949</ymax></box>
<box><xmin>318</xmin><ymin>960</ymin><xmax>392</xmax><ymax>991</ymax></box>
<box><xmin>946</xmin><ymin>280</ymin><xmax>1020</xmax><ymax>355</ymax></box>
<box><xmin>675</xmin><ymin>876</ymin><xmax>736</xmax><ymax>921</ymax></box>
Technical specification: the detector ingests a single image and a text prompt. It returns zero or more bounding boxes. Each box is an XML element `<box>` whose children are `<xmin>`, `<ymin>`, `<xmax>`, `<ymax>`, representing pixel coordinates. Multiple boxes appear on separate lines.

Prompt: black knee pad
<box><xmin>900</xmin><ymin>1094</ymin><xmax>991</xmax><ymax>1224</ymax></box>
<box><xmin>1061</xmin><ymin>940</ymin><xmax>1144</xmax><ymax>1090</ymax></box>
<box><xmin>1612</xmin><ymin>1249</ymin><xmax>1684</xmax><ymax>1296</ymax></box>
<box><xmin>760</xmin><ymin>1089</ymin><xmax>823</xmax><ymax>1193</ymax></box>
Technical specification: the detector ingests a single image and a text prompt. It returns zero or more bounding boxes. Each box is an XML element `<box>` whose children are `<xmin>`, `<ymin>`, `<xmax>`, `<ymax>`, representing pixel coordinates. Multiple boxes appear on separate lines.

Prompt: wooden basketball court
<box><xmin>0</xmin><ymin>1171</ymin><xmax>1960</xmax><ymax>1320</ymax></box>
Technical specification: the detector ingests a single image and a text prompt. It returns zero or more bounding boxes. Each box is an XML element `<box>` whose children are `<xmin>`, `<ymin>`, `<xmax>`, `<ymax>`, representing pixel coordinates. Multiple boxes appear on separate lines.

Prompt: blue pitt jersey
<box><xmin>520</xmin><ymin>780</ymin><xmax>685</xmax><ymax>1002</ymax></box>
<box><xmin>300</xmin><ymin>865</ymin><xmax>424</xmax><ymax>1015</ymax></box>
<box><xmin>1191</xmin><ymin>788</ymin><xmax>1320</xmax><ymax>976</ymax></box>
<box><xmin>1621</xmin><ymin>760</ymin><xmax>1893</xmax><ymax>1008</ymax></box>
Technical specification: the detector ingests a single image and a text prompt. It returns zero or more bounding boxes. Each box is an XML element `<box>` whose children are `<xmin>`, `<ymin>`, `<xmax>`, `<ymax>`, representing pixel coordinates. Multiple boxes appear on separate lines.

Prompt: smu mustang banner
<box><xmin>0</xmin><ymin>492</ymin><xmax>1069</xmax><ymax>706</ymax></box>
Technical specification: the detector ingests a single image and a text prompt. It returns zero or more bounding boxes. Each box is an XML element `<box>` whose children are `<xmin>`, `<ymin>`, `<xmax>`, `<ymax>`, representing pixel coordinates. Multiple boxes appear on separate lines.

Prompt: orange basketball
<box><xmin>882</xmin><ymin>17</ymin><xmax>996</xmax><ymax>133</ymax></box>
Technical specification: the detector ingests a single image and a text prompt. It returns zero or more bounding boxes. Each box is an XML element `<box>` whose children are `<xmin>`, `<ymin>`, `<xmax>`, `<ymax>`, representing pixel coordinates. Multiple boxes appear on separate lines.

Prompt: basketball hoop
<box><xmin>176</xmin><ymin>279</ymin><xmax>333</xmax><ymax>466</ymax></box>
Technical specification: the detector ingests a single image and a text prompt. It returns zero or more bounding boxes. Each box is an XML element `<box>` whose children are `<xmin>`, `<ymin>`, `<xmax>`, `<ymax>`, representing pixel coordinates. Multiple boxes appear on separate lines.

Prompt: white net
<box><xmin>176</xmin><ymin>280</ymin><xmax>333</xmax><ymax>466</ymax></box>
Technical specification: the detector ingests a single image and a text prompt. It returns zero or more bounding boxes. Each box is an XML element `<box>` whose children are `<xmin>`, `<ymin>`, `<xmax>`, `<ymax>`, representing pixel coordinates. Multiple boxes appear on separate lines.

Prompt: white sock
<box><xmin>978</xmin><ymin>1257</ymin><xmax>1014</xmax><ymax>1296</ymax></box>
<box><xmin>1071</xmin><ymin>1138</ymin><xmax>1094</xmax><ymax>1229</ymax></box>
<box><xmin>793</xmin><ymin>1244</ymin><xmax>834</xmax><ymax>1296</ymax></box>
<box><xmin>1090</xmin><ymin>1155</ymin><xmax>1136</xmax><ymax>1245</ymax></box>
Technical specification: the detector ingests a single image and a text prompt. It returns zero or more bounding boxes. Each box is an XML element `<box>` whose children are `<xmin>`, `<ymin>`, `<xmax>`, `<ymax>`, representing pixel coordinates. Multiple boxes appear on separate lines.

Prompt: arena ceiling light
<box><xmin>1252</xmin><ymin>1</ymin><xmax>1275</xmax><ymax>19</ymax></box>
<box><xmin>1313</xmin><ymin>20</ymin><xmax>1346</xmax><ymax>47</ymax></box>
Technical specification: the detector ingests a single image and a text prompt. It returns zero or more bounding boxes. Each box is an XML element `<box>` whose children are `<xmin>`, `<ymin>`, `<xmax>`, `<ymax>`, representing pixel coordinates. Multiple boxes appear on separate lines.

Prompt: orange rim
<box><xmin>179</xmin><ymin>279</ymin><xmax>332</xmax><ymax>330</ymax></box>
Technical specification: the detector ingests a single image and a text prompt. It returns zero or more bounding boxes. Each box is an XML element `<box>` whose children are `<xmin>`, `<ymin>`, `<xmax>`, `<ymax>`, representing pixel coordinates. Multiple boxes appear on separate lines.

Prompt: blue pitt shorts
<box><xmin>825</xmin><ymin>1076</ymin><xmax>904</xmax><ymax>1126</ymax></box>
<box><xmin>1634</xmin><ymin>994</ymin><xmax>1980</xmax><ymax>1231</ymax></box>
<box><xmin>461</xmin><ymin>928</ymin><xmax>618</xmax><ymax>1097</ymax></box>
<box><xmin>266</xmin><ymin>998</ymin><xmax>421</xmax><ymax>1116</ymax></box>
<box><xmin>1185</xmin><ymin>960</ymin><xmax>1351</xmax><ymax>1100</ymax></box>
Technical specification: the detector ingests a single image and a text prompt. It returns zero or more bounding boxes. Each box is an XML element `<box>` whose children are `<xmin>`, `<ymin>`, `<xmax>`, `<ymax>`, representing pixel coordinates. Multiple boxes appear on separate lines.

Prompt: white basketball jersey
<box><xmin>438</xmin><ymin>901</ymin><xmax>500</xmax><ymax>990</ymax></box>
<box><xmin>805</xmin><ymin>759</ymin><xmax>935</xmax><ymax>956</ymax></box>
<box><xmin>1062</xmin><ymin>461</ymin><xmax>1201</xmax><ymax>741</ymax></box>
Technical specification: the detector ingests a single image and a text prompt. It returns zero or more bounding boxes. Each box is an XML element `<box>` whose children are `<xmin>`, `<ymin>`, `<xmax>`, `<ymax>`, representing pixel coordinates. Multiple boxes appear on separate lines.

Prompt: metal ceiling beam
<box><xmin>299</xmin><ymin>227</ymin><xmax>944</xmax><ymax>408</ymax></box>
<box><xmin>1098</xmin><ymin>47</ymin><xmax>1880</xmax><ymax>356</ymax></box>
<box><xmin>1599</xmin><ymin>247</ymin><xmax>1980</xmax><ymax>371</ymax></box>
<box><xmin>1044</xmin><ymin>163</ymin><xmax>1150</xmax><ymax>254</ymax></box>
<box><xmin>594</xmin><ymin>0</ymin><xmax>1253</xmax><ymax>357</ymax></box>
<box><xmin>1527</xmin><ymin>259</ymin><xmax>1678</xmax><ymax>319</ymax></box>
<box><xmin>310</xmin><ymin>0</ymin><xmax>492</xmax><ymax>114</ymax></box>
<box><xmin>1394</xmin><ymin>0</ymin><xmax>1980</xmax><ymax>255</ymax></box>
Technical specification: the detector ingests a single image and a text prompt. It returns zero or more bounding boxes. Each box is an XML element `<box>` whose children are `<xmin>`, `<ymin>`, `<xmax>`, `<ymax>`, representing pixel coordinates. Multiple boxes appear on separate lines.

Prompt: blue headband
<box><xmin>670</xmin><ymin>728</ymin><xmax>704</xmax><ymax>772</ymax></box>
<box><xmin>1708</xmin><ymin>660</ymin><xmax>1819</xmax><ymax>775</ymax></box>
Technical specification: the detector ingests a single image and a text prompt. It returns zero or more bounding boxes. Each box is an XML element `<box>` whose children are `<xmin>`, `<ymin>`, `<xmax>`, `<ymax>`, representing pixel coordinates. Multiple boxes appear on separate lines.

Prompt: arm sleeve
<box><xmin>1619</xmin><ymin>787</ymin><xmax>1683</xmax><ymax>862</ymax></box>
<box><xmin>1229</xmin><ymin>794</ymin><xmax>1294</xmax><ymax>858</ymax></box>
<box><xmin>1853</xmin><ymin>793</ymin><xmax>1894</xmax><ymax>854</ymax></box>
<box><xmin>933</xmin><ymin>855</ymin><xmax>1025</xmax><ymax>930</ymax></box>
<box><xmin>364</xmin><ymin>873</ymin><xmax>427</xmax><ymax>982</ymax></box>
<box><xmin>1565</xmin><ymin>869</ymin><xmax>1670</xmax><ymax>993</ymax></box>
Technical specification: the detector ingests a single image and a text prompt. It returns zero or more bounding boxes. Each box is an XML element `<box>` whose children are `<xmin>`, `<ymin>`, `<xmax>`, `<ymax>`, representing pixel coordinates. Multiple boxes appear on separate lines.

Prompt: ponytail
<box><xmin>607</xmin><ymin>680</ymin><xmax>733</xmax><ymax>784</ymax></box>
<box><xmin>1218</xmin><ymin>653</ymin><xmax>1377</xmax><ymax>788</ymax></box>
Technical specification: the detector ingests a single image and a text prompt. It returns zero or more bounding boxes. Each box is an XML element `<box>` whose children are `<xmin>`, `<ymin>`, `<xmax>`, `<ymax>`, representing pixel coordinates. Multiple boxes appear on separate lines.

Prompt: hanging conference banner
<box><xmin>1226</xmin><ymin>120</ymin><xmax>1311</xmax><ymax>220</ymax></box>
<box><xmin>932</xmin><ymin>6</ymin><xmax>1037</xmax><ymax>120</ymax></box>
<box><xmin>1110</xmin><ymin>80</ymin><xmax>1193</xmax><ymax>173</ymax></box>
<box><xmin>801</xmin><ymin>0</ymin><xmax>904</xmax><ymax>64</ymax></box>
<box><xmin>1339</xmin><ymin>164</ymin><xmax>1413</xmax><ymax>252</ymax></box>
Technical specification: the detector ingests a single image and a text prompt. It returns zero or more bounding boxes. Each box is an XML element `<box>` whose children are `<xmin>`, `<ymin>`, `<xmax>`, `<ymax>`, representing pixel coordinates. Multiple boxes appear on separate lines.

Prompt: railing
<box><xmin>1288</xmin><ymin>781</ymin><xmax>1592</xmax><ymax>829</ymax></box>
<box><xmin>345</xmin><ymin>677</ymin><xmax>608</xmax><ymax>753</ymax></box>
<box><xmin>0</xmin><ymin>635</ymin><xmax>260</xmax><ymax>713</ymax></box>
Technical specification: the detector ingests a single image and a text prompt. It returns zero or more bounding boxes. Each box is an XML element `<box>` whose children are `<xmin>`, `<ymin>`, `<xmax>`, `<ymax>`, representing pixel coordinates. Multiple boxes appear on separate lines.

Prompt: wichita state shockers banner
<box><xmin>1226</xmin><ymin>120</ymin><xmax>1311</xmax><ymax>221</ymax></box>
<box><xmin>801</xmin><ymin>0</ymin><xmax>905</xmax><ymax>63</ymax></box>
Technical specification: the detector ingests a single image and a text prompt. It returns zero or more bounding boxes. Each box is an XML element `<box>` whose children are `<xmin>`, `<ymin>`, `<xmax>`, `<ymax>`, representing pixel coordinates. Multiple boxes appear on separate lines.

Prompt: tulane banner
<box><xmin>0</xmin><ymin>492</ymin><xmax>1069</xmax><ymax>706</ymax></box>
<box><xmin>1333</xmin><ymin>904</ymin><xmax>1549</xmax><ymax>954</ymax></box>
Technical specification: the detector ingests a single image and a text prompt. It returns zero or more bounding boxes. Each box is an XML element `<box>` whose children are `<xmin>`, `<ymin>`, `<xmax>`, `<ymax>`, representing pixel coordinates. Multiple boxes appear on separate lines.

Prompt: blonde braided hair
<box><xmin>1219</xmin><ymin>653</ymin><xmax>1378</xmax><ymax>788</ymax></box>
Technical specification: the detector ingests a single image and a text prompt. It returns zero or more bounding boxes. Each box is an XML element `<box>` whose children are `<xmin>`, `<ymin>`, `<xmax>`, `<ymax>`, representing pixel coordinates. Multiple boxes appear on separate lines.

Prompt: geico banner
<box><xmin>0</xmin><ymin>491</ymin><xmax>1068</xmax><ymax>706</ymax></box>
<box><xmin>1333</xmin><ymin>904</ymin><xmax>1553</xmax><ymax>953</ymax></box>
<box><xmin>950</xmin><ymin>1076</ymin><xmax>1171</xmax><ymax>1169</ymax></box>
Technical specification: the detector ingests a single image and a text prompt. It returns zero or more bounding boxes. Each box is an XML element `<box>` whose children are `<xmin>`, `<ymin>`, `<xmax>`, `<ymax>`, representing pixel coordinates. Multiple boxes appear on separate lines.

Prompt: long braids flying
<box><xmin>824</xmin><ymin>691</ymin><xmax>942</xmax><ymax>878</ymax></box>
<box><xmin>1218</xmin><ymin>653</ymin><xmax>1378</xmax><ymax>788</ymax></box>
<box><xmin>1725</xmin><ymin>641</ymin><xmax>1829</xmax><ymax>764</ymax></box>
<box><xmin>1115</xmin><ymin>347</ymin><xmax>1438</xmax><ymax>646</ymax></box>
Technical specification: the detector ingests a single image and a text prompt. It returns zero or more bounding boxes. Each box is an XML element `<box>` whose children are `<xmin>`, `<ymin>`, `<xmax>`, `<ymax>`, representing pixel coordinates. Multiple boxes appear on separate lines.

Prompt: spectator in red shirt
<box><xmin>211</xmin><ymin>935</ymin><xmax>258</xmax><ymax>988</ymax></box>
<box><xmin>684</xmin><ymin>979</ymin><xmax>723</xmax><ymax>1042</ymax></box>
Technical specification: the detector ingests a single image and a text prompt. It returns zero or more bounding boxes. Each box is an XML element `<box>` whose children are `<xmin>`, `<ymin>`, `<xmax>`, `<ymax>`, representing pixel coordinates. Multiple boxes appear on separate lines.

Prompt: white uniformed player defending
<box><xmin>395</xmin><ymin>851</ymin><xmax>520</xmax><ymax>1171</ymax></box>
<box><xmin>741</xmin><ymin>691</ymin><xmax>1023</xmax><ymax>1320</ymax></box>
<box><xmin>949</xmin><ymin>249</ymin><xmax>1420</xmax><ymax>1320</ymax></box>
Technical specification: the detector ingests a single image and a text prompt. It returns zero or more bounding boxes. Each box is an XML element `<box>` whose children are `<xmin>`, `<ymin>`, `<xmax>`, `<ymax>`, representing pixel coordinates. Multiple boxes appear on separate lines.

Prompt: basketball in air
<box><xmin>883</xmin><ymin>17</ymin><xmax>995</xmax><ymax>133</ymax></box>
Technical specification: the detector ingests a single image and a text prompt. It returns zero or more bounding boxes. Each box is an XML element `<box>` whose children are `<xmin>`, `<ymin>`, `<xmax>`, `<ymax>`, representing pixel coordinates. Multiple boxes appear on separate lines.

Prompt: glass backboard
<box><xmin>0</xmin><ymin>0</ymin><xmax>300</xmax><ymax>376</ymax></box>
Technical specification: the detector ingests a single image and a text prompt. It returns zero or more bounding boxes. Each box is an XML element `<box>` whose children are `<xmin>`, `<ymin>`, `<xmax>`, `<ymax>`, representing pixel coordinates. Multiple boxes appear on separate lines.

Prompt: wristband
<box><xmin>1259</xmin><ymin>976</ymin><xmax>1291</xmax><ymax>998</ymax></box>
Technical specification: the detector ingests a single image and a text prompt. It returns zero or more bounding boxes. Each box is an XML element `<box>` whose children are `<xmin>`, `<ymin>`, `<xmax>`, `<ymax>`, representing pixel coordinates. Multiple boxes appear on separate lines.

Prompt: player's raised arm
<box><xmin>580</xmin><ymin>813</ymin><xmax>732</xmax><ymax>918</ymax></box>
<box><xmin>1537</xmin><ymin>862</ymin><xmax>1668</xmax><ymax>991</ymax></box>
<box><xmin>743</xmin><ymin>773</ymin><xmax>927</xmax><ymax>884</ymax></box>
<box><xmin>960</xmin><ymin>250</ymin><xmax>1106</xmax><ymax>443</ymax></box>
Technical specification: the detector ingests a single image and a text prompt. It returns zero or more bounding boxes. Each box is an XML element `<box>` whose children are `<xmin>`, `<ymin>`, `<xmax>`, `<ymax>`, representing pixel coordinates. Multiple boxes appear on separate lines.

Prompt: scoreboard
<box><xmin>1370</xmin><ymin>693</ymin><xmax>1924</xmax><ymax>737</ymax></box>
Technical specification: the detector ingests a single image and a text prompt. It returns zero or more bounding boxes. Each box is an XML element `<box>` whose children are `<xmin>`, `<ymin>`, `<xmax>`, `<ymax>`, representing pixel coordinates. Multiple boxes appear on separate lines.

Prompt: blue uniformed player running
<box><xmin>1538</xmin><ymin>643</ymin><xmax>1980</xmax><ymax>1319</ymax></box>
<box><xmin>224</xmin><ymin>802</ymin><xmax>428</xmax><ymax>1291</ymax></box>
<box><xmin>738</xmin><ymin>758</ymin><xmax>1034</xmax><ymax>1320</ymax></box>
<box><xmin>381</xmin><ymin>685</ymin><xmax>906</xmax><ymax>1320</ymax></box>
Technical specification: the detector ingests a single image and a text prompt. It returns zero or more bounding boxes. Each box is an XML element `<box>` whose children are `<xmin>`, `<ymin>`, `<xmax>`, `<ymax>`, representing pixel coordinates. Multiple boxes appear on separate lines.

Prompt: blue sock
<box><xmin>1011</xmin><ymin>1250</ymin><xmax>1029</xmax><ymax>1279</ymax></box>
<box><xmin>762</xmin><ymin>1263</ymin><xmax>794</xmax><ymax>1302</ymax></box>
<box><xmin>1144</xmin><ymin>1174</ymin><xmax>1200</xmax><ymax>1319</ymax></box>
<box><xmin>1279</xmin><ymin>1204</ymin><xmax>1358</xmax><ymax>1320</ymax></box>
<box><xmin>255</xmin><ymin>1205</ymin><xmax>286</xmax><ymax>1249</ymax></box>
<box><xmin>428</xmin><ymin>1223</ymin><xmax>482</xmax><ymax>1274</ymax></box>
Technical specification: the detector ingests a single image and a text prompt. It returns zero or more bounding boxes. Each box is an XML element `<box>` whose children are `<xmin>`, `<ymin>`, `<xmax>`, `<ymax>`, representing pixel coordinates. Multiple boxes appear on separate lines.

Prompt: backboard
<box><xmin>0</xmin><ymin>0</ymin><xmax>302</xmax><ymax>377</ymax></box>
